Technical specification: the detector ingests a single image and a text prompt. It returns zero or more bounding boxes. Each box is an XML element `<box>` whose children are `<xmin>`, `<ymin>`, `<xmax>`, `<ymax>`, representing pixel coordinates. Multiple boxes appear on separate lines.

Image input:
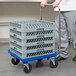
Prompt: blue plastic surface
<box><xmin>8</xmin><ymin>49</ymin><xmax>57</xmax><ymax>64</ymax></box>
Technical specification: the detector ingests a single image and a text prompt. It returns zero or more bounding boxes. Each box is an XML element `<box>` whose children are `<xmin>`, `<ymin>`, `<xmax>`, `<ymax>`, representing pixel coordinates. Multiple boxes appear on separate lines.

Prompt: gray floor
<box><xmin>0</xmin><ymin>43</ymin><xmax>76</xmax><ymax>76</ymax></box>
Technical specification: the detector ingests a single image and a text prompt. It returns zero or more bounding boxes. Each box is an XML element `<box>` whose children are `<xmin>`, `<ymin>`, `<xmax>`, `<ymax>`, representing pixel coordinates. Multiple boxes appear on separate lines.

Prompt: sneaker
<box><xmin>56</xmin><ymin>55</ymin><xmax>67</xmax><ymax>61</ymax></box>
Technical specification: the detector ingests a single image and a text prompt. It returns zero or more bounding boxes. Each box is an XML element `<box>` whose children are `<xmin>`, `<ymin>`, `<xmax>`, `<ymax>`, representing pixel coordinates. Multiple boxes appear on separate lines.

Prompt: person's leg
<box><xmin>55</xmin><ymin>12</ymin><xmax>69</xmax><ymax>61</ymax></box>
<box><xmin>63</xmin><ymin>11</ymin><xmax>76</xmax><ymax>61</ymax></box>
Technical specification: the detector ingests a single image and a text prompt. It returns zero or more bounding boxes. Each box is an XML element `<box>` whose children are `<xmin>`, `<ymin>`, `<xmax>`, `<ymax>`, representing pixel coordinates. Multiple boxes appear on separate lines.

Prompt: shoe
<box><xmin>56</xmin><ymin>55</ymin><xmax>66</xmax><ymax>61</ymax></box>
<box><xmin>72</xmin><ymin>55</ymin><xmax>76</xmax><ymax>61</ymax></box>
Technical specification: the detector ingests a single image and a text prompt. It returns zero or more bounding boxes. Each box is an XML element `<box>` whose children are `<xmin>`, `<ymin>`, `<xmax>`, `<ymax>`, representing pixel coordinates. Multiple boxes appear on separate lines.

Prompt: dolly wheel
<box><xmin>50</xmin><ymin>59</ymin><xmax>58</xmax><ymax>68</ymax></box>
<box><xmin>24</xmin><ymin>64</ymin><xmax>32</xmax><ymax>73</ymax></box>
<box><xmin>38</xmin><ymin>59</ymin><xmax>43</xmax><ymax>61</ymax></box>
<box><xmin>11</xmin><ymin>58</ymin><xmax>20</xmax><ymax>65</ymax></box>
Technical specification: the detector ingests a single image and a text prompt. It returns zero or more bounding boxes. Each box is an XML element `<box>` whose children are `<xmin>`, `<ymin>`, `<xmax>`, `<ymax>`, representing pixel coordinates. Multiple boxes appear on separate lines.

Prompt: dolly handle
<box><xmin>40</xmin><ymin>3</ymin><xmax>61</xmax><ymax>52</ymax></box>
<box><xmin>40</xmin><ymin>4</ymin><xmax>53</xmax><ymax>20</ymax></box>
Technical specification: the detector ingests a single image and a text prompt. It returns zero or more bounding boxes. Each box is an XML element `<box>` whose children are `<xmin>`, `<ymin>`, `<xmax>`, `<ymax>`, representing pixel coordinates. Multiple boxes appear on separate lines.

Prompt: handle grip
<box><xmin>46</xmin><ymin>4</ymin><xmax>52</xmax><ymax>6</ymax></box>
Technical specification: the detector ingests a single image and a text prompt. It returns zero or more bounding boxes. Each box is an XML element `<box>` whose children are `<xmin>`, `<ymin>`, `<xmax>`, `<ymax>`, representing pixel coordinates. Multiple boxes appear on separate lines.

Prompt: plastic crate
<box><xmin>10</xmin><ymin>34</ymin><xmax>54</xmax><ymax>43</ymax></box>
<box><xmin>10</xmin><ymin>29</ymin><xmax>54</xmax><ymax>39</ymax></box>
<box><xmin>10</xmin><ymin>20</ymin><xmax>54</xmax><ymax>32</ymax></box>
<box><xmin>10</xmin><ymin>37</ymin><xmax>54</xmax><ymax>46</ymax></box>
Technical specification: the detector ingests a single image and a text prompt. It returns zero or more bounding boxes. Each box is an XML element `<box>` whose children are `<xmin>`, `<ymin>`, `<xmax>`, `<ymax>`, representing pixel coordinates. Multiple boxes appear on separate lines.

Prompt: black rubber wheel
<box><xmin>38</xmin><ymin>59</ymin><xmax>43</xmax><ymax>61</ymax></box>
<box><xmin>36</xmin><ymin>61</ymin><xmax>43</xmax><ymax>67</ymax></box>
<box><xmin>24</xmin><ymin>64</ymin><xmax>32</xmax><ymax>73</ymax></box>
<box><xmin>50</xmin><ymin>59</ymin><xmax>58</xmax><ymax>68</ymax></box>
<box><xmin>11</xmin><ymin>58</ymin><xmax>20</xmax><ymax>65</ymax></box>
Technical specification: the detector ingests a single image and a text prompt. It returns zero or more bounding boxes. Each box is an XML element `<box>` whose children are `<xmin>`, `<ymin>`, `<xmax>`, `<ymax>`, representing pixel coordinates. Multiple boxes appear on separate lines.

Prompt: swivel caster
<box><xmin>24</xmin><ymin>64</ymin><xmax>32</xmax><ymax>73</ymax></box>
<box><xmin>11</xmin><ymin>58</ymin><xmax>20</xmax><ymax>65</ymax></box>
<box><xmin>50</xmin><ymin>58</ymin><xmax>58</xmax><ymax>68</ymax></box>
<box><xmin>36</xmin><ymin>59</ymin><xmax>43</xmax><ymax>67</ymax></box>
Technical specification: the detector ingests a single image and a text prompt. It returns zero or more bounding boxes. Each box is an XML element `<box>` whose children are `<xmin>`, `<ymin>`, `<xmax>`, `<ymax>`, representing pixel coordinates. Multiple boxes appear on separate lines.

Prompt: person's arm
<box><xmin>41</xmin><ymin>0</ymin><xmax>47</xmax><ymax>7</ymax></box>
<box><xmin>52</xmin><ymin>0</ymin><xmax>62</xmax><ymax>8</ymax></box>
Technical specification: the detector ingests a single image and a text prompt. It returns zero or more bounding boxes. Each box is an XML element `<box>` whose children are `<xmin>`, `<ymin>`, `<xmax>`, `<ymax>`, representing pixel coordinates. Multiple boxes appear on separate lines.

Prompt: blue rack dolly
<box><xmin>8</xmin><ymin>49</ymin><xmax>58</xmax><ymax>73</ymax></box>
<box><xmin>8</xmin><ymin>4</ymin><xmax>58</xmax><ymax>73</ymax></box>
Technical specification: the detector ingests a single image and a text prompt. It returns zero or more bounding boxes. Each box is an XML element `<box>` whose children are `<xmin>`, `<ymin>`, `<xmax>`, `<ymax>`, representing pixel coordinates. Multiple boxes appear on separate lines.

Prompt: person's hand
<box><xmin>41</xmin><ymin>0</ymin><xmax>47</xmax><ymax>7</ymax></box>
<box><xmin>52</xmin><ymin>1</ymin><xmax>59</xmax><ymax>8</ymax></box>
